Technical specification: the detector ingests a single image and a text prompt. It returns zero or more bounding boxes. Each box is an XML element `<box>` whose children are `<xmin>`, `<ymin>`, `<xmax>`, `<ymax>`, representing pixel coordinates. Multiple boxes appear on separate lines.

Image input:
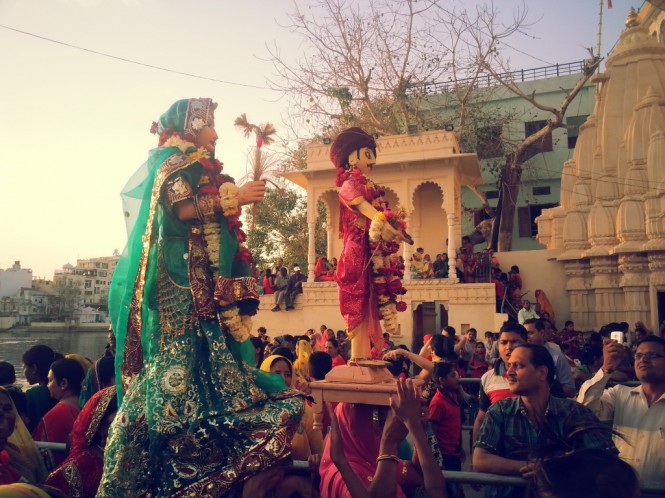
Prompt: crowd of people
<box><xmin>0</xmin><ymin>319</ymin><xmax>661</xmax><ymax>498</ymax></box>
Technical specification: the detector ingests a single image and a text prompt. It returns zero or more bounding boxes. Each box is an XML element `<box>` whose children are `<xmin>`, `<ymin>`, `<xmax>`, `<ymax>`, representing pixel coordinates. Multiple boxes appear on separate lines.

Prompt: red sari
<box><xmin>32</xmin><ymin>402</ymin><xmax>80</xmax><ymax>467</ymax></box>
<box><xmin>319</xmin><ymin>403</ymin><xmax>407</xmax><ymax>498</ymax></box>
<box><xmin>46</xmin><ymin>387</ymin><xmax>117</xmax><ymax>498</ymax></box>
<box><xmin>315</xmin><ymin>257</ymin><xmax>335</xmax><ymax>281</ymax></box>
<box><xmin>336</xmin><ymin>174</ymin><xmax>384</xmax><ymax>352</ymax></box>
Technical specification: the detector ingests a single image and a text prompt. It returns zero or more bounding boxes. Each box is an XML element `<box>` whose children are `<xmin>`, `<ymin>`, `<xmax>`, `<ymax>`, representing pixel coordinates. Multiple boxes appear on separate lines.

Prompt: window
<box><xmin>532</xmin><ymin>186</ymin><xmax>551</xmax><ymax>196</ymax></box>
<box><xmin>566</xmin><ymin>115</ymin><xmax>588</xmax><ymax>149</ymax></box>
<box><xmin>476</xmin><ymin>125</ymin><xmax>504</xmax><ymax>159</ymax></box>
<box><xmin>524</xmin><ymin>120</ymin><xmax>552</xmax><ymax>157</ymax></box>
<box><xmin>660</xmin><ymin>21</ymin><xmax>665</xmax><ymax>44</ymax></box>
<box><xmin>473</xmin><ymin>207</ymin><xmax>494</xmax><ymax>228</ymax></box>
<box><xmin>518</xmin><ymin>203</ymin><xmax>558</xmax><ymax>238</ymax></box>
<box><xmin>485</xmin><ymin>190</ymin><xmax>500</xmax><ymax>199</ymax></box>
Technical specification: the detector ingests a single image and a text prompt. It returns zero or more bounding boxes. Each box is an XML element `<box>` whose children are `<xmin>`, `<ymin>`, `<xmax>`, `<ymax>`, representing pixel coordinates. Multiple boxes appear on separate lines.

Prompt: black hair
<box><xmin>636</xmin><ymin>335</ymin><xmax>665</xmax><ymax>350</ymax></box>
<box><xmin>50</xmin><ymin>358</ymin><xmax>86</xmax><ymax>396</ymax></box>
<box><xmin>384</xmin><ymin>354</ymin><xmax>404</xmax><ymax>377</ymax></box>
<box><xmin>283</xmin><ymin>334</ymin><xmax>295</xmax><ymax>344</ymax></box>
<box><xmin>499</xmin><ymin>321</ymin><xmax>528</xmax><ymax>341</ymax></box>
<box><xmin>0</xmin><ymin>362</ymin><xmax>16</xmax><ymax>385</ymax></box>
<box><xmin>97</xmin><ymin>355</ymin><xmax>116</xmax><ymax>388</ymax></box>
<box><xmin>513</xmin><ymin>343</ymin><xmax>556</xmax><ymax>387</ymax></box>
<box><xmin>6</xmin><ymin>389</ymin><xmax>27</xmax><ymax>416</ymax></box>
<box><xmin>265</xmin><ymin>268</ymin><xmax>272</xmax><ymax>277</ymax></box>
<box><xmin>257</xmin><ymin>327</ymin><xmax>267</xmax><ymax>334</ymax></box>
<box><xmin>526</xmin><ymin>448</ymin><xmax>639</xmax><ymax>498</ymax></box>
<box><xmin>433</xmin><ymin>361</ymin><xmax>455</xmax><ymax>381</ymax></box>
<box><xmin>309</xmin><ymin>352</ymin><xmax>333</xmax><ymax>380</ymax></box>
<box><xmin>326</xmin><ymin>337</ymin><xmax>339</xmax><ymax>349</ymax></box>
<box><xmin>510</xmin><ymin>265</ymin><xmax>520</xmax><ymax>273</ymax></box>
<box><xmin>22</xmin><ymin>345</ymin><xmax>59</xmax><ymax>383</ymax></box>
<box><xmin>442</xmin><ymin>325</ymin><xmax>456</xmax><ymax>337</ymax></box>
<box><xmin>297</xmin><ymin>335</ymin><xmax>311</xmax><ymax>343</ymax></box>
<box><xmin>430</xmin><ymin>335</ymin><xmax>457</xmax><ymax>362</ymax></box>
<box><xmin>564</xmin><ymin>320</ymin><xmax>574</xmax><ymax>328</ymax></box>
<box><xmin>579</xmin><ymin>345</ymin><xmax>603</xmax><ymax>367</ymax></box>
<box><xmin>270</xmin><ymin>346</ymin><xmax>295</xmax><ymax>362</ymax></box>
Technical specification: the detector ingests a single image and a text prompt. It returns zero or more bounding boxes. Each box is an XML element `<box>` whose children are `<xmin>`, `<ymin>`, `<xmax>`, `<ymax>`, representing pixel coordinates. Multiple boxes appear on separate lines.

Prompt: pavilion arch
<box><xmin>280</xmin><ymin>130</ymin><xmax>483</xmax><ymax>281</ymax></box>
<box><xmin>410</xmin><ymin>181</ymin><xmax>448</xmax><ymax>256</ymax></box>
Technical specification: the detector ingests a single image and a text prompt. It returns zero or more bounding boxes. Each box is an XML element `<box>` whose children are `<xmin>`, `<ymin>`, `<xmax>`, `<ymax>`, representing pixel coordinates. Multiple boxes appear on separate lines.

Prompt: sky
<box><xmin>0</xmin><ymin>0</ymin><xmax>635</xmax><ymax>279</ymax></box>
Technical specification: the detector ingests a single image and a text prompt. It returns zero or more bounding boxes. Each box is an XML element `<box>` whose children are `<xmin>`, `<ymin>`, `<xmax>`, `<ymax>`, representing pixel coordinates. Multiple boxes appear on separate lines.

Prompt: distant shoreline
<box><xmin>0</xmin><ymin>324</ymin><xmax>109</xmax><ymax>334</ymax></box>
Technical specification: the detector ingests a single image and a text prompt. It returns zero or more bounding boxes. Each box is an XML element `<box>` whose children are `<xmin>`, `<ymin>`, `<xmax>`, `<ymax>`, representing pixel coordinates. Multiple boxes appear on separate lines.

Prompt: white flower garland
<box><xmin>219</xmin><ymin>183</ymin><xmax>240</xmax><ymax>217</ymax></box>
<box><xmin>161</xmin><ymin>136</ymin><xmax>209</xmax><ymax>161</ymax></box>
<box><xmin>369</xmin><ymin>212</ymin><xmax>386</xmax><ymax>243</ymax></box>
<box><xmin>203</xmin><ymin>222</ymin><xmax>221</xmax><ymax>272</ymax></box>
<box><xmin>220</xmin><ymin>306</ymin><xmax>251</xmax><ymax>343</ymax></box>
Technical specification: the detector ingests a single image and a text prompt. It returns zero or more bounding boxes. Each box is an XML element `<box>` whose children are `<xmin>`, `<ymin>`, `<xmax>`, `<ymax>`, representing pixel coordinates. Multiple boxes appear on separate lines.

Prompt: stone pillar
<box><xmin>618</xmin><ymin>254</ymin><xmax>650</xmax><ymax>327</ymax></box>
<box><xmin>326</xmin><ymin>226</ymin><xmax>335</xmax><ymax>260</ymax></box>
<box><xmin>307</xmin><ymin>221</ymin><xmax>316</xmax><ymax>282</ymax></box>
<box><xmin>564</xmin><ymin>260</ymin><xmax>592</xmax><ymax>330</ymax></box>
<box><xmin>589</xmin><ymin>256</ymin><xmax>623</xmax><ymax>327</ymax></box>
<box><xmin>447</xmin><ymin>213</ymin><xmax>458</xmax><ymax>282</ymax></box>
<box><xmin>403</xmin><ymin>212</ymin><xmax>414</xmax><ymax>267</ymax></box>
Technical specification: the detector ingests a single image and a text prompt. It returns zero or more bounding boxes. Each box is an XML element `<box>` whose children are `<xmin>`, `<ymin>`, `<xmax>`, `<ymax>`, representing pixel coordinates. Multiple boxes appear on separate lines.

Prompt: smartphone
<box><xmin>610</xmin><ymin>331</ymin><xmax>625</xmax><ymax>344</ymax></box>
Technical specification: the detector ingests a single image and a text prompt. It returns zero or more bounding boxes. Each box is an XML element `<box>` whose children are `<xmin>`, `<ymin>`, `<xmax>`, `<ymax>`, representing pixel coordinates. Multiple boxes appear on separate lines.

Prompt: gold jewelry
<box><xmin>376</xmin><ymin>454</ymin><xmax>399</xmax><ymax>464</ymax></box>
<box><xmin>194</xmin><ymin>194</ymin><xmax>221</xmax><ymax>221</ymax></box>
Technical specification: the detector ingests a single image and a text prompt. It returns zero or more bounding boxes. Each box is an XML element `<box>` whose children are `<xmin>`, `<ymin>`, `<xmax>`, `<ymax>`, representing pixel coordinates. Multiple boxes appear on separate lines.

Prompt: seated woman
<box><xmin>32</xmin><ymin>359</ymin><xmax>85</xmax><ymax>468</ymax></box>
<box><xmin>315</xmin><ymin>257</ymin><xmax>335</xmax><ymax>282</ymax></box>
<box><xmin>329</xmin><ymin>257</ymin><xmax>338</xmax><ymax>274</ymax></box>
<box><xmin>0</xmin><ymin>387</ymin><xmax>47</xmax><ymax>485</ymax></box>
<box><xmin>260</xmin><ymin>355</ymin><xmax>323</xmax><ymax>498</ymax></box>
<box><xmin>262</xmin><ymin>268</ymin><xmax>275</xmax><ymax>295</ymax></box>
<box><xmin>46</xmin><ymin>386</ymin><xmax>117</xmax><ymax>498</ymax></box>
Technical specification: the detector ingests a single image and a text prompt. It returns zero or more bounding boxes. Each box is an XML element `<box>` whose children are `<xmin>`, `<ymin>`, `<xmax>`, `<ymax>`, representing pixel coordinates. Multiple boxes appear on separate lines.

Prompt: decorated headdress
<box><xmin>150</xmin><ymin>98</ymin><xmax>217</xmax><ymax>145</ymax></box>
<box><xmin>330</xmin><ymin>127</ymin><xmax>376</xmax><ymax>185</ymax></box>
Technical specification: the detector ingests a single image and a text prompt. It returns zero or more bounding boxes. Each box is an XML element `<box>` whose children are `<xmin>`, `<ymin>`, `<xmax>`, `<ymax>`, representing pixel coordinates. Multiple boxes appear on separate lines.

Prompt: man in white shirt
<box><xmin>517</xmin><ymin>299</ymin><xmax>539</xmax><ymax>325</ymax></box>
<box><xmin>578</xmin><ymin>335</ymin><xmax>665</xmax><ymax>485</ymax></box>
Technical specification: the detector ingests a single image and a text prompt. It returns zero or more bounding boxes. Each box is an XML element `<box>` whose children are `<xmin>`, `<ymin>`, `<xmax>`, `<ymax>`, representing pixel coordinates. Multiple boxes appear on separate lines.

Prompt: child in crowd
<box><xmin>0</xmin><ymin>363</ymin><xmax>21</xmax><ymax>394</ymax></box>
<box><xmin>469</xmin><ymin>342</ymin><xmax>489</xmax><ymax>378</ymax></box>
<box><xmin>428</xmin><ymin>362</ymin><xmax>464</xmax><ymax>498</ymax></box>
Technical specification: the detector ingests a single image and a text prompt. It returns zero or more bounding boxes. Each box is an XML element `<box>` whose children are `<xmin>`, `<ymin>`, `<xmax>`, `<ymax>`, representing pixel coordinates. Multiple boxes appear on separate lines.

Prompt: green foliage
<box><xmin>245</xmin><ymin>187</ymin><xmax>327</xmax><ymax>271</ymax></box>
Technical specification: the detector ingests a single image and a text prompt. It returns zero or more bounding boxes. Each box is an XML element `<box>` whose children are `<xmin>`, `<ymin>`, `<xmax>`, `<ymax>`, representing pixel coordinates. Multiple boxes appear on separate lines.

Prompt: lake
<box><xmin>0</xmin><ymin>330</ymin><xmax>109</xmax><ymax>386</ymax></box>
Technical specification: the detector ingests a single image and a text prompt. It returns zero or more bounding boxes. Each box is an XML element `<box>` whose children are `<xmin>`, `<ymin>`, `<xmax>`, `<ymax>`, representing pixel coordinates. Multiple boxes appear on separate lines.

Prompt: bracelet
<box><xmin>194</xmin><ymin>194</ymin><xmax>220</xmax><ymax>221</ymax></box>
<box><xmin>376</xmin><ymin>454</ymin><xmax>399</xmax><ymax>464</ymax></box>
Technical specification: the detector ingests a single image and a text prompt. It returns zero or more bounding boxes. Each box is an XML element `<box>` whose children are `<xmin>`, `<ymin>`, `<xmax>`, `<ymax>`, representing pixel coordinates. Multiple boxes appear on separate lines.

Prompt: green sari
<box><xmin>98</xmin><ymin>99</ymin><xmax>303</xmax><ymax>497</ymax></box>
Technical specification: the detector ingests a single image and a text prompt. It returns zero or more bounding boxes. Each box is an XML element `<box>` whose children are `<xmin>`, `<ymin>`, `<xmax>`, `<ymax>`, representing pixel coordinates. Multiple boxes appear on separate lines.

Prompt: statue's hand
<box><xmin>381</xmin><ymin>223</ymin><xmax>407</xmax><ymax>244</ymax></box>
<box><xmin>237</xmin><ymin>180</ymin><xmax>266</xmax><ymax>206</ymax></box>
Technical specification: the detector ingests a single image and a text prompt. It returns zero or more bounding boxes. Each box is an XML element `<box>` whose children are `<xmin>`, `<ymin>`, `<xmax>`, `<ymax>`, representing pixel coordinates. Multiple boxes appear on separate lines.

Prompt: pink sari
<box><xmin>319</xmin><ymin>403</ymin><xmax>406</xmax><ymax>498</ymax></box>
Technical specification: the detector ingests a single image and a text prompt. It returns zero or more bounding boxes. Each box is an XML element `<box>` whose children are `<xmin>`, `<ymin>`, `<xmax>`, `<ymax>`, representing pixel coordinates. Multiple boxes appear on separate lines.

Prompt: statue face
<box><xmin>348</xmin><ymin>146</ymin><xmax>376</xmax><ymax>170</ymax></box>
<box><xmin>194</xmin><ymin>119</ymin><xmax>218</xmax><ymax>152</ymax></box>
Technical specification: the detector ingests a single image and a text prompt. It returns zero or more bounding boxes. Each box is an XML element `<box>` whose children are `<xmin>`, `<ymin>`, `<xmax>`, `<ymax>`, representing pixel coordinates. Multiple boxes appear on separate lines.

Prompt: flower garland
<box><xmin>360</xmin><ymin>173</ymin><xmax>408</xmax><ymax>335</ymax></box>
<box><xmin>156</xmin><ymin>126</ymin><xmax>254</xmax><ymax>342</ymax></box>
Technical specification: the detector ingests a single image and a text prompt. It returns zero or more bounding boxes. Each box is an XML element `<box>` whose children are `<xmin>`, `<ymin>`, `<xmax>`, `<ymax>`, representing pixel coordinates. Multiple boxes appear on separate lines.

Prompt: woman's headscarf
<box><xmin>0</xmin><ymin>483</ymin><xmax>51</xmax><ymax>497</ymax></box>
<box><xmin>535</xmin><ymin>289</ymin><xmax>555</xmax><ymax>326</ymax></box>
<box><xmin>65</xmin><ymin>354</ymin><xmax>92</xmax><ymax>375</ymax></box>
<box><xmin>45</xmin><ymin>386</ymin><xmax>117</xmax><ymax>498</ymax></box>
<box><xmin>310</xmin><ymin>332</ymin><xmax>324</xmax><ymax>352</ymax></box>
<box><xmin>293</xmin><ymin>339</ymin><xmax>312</xmax><ymax>380</ymax></box>
<box><xmin>259</xmin><ymin>355</ymin><xmax>292</xmax><ymax>374</ymax></box>
<box><xmin>0</xmin><ymin>388</ymin><xmax>47</xmax><ymax>485</ymax></box>
<box><xmin>319</xmin><ymin>403</ymin><xmax>406</xmax><ymax>498</ymax></box>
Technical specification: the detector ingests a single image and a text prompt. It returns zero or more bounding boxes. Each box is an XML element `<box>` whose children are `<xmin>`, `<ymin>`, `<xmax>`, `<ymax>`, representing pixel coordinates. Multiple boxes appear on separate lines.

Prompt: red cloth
<box><xmin>0</xmin><ymin>451</ymin><xmax>20</xmax><ymax>485</ymax></box>
<box><xmin>32</xmin><ymin>402</ymin><xmax>80</xmax><ymax>467</ymax></box>
<box><xmin>46</xmin><ymin>387</ymin><xmax>117</xmax><ymax>498</ymax></box>
<box><xmin>262</xmin><ymin>276</ymin><xmax>274</xmax><ymax>294</ymax></box>
<box><xmin>319</xmin><ymin>403</ymin><xmax>406</xmax><ymax>498</ymax></box>
<box><xmin>331</xmin><ymin>355</ymin><xmax>347</xmax><ymax>368</ymax></box>
<box><xmin>429</xmin><ymin>390</ymin><xmax>462</xmax><ymax>457</ymax></box>
<box><xmin>315</xmin><ymin>257</ymin><xmax>335</xmax><ymax>281</ymax></box>
<box><xmin>336</xmin><ymin>174</ymin><xmax>384</xmax><ymax>353</ymax></box>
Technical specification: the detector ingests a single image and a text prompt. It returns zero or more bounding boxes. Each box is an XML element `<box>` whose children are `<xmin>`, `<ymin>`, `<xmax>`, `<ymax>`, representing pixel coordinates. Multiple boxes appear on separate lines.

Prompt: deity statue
<box><xmin>330</xmin><ymin>127</ymin><xmax>411</xmax><ymax>363</ymax></box>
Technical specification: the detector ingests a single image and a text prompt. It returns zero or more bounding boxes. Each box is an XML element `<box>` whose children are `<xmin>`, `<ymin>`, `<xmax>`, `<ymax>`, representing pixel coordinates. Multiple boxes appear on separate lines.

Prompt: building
<box><xmin>0</xmin><ymin>261</ymin><xmax>32</xmax><ymax>298</ymax></box>
<box><xmin>53</xmin><ymin>252</ymin><xmax>119</xmax><ymax>310</ymax></box>
<box><xmin>16</xmin><ymin>287</ymin><xmax>52</xmax><ymax>325</ymax></box>
<box><xmin>416</xmin><ymin>62</ymin><xmax>596</xmax><ymax>250</ymax></box>
<box><xmin>536</xmin><ymin>9</ymin><xmax>665</xmax><ymax>332</ymax></box>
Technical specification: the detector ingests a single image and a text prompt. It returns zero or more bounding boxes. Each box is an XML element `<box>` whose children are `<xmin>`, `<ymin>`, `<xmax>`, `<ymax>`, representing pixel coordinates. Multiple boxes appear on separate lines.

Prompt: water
<box><xmin>0</xmin><ymin>330</ymin><xmax>109</xmax><ymax>386</ymax></box>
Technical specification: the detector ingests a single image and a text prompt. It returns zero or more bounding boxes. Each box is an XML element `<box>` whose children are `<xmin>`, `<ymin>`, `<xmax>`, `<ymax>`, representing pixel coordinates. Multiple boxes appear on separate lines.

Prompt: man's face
<box><xmin>276</xmin><ymin>258</ymin><xmax>283</xmax><ymax>267</ymax></box>
<box><xmin>506</xmin><ymin>347</ymin><xmax>545</xmax><ymax>395</ymax></box>
<box><xmin>498</xmin><ymin>332</ymin><xmax>524</xmax><ymax>364</ymax></box>
<box><xmin>523</xmin><ymin>300</ymin><xmax>531</xmax><ymax>310</ymax></box>
<box><xmin>438</xmin><ymin>369</ymin><xmax>460</xmax><ymax>391</ymax></box>
<box><xmin>634</xmin><ymin>342</ymin><xmax>665</xmax><ymax>383</ymax></box>
<box><xmin>467</xmin><ymin>330</ymin><xmax>477</xmax><ymax>342</ymax></box>
<box><xmin>565</xmin><ymin>322</ymin><xmax>575</xmax><ymax>332</ymax></box>
<box><xmin>525</xmin><ymin>323</ymin><xmax>545</xmax><ymax>346</ymax></box>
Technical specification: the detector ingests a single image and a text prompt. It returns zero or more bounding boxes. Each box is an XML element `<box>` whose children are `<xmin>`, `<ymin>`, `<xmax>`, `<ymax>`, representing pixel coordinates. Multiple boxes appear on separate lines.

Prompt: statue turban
<box><xmin>329</xmin><ymin>127</ymin><xmax>377</xmax><ymax>170</ymax></box>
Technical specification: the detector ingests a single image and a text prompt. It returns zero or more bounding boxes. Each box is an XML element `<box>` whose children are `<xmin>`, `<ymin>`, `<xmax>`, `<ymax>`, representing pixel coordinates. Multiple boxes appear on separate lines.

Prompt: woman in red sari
<box><xmin>32</xmin><ymin>359</ymin><xmax>85</xmax><ymax>468</ymax></box>
<box><xmin>46</xmin><ymin>386</ymin><xmax>117</xmax><ymax>498</ymax></box>
<box><xmin>315</xmin><ymin>257</ymin><xmax>335</xmax><ymax>281</ymax></box>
